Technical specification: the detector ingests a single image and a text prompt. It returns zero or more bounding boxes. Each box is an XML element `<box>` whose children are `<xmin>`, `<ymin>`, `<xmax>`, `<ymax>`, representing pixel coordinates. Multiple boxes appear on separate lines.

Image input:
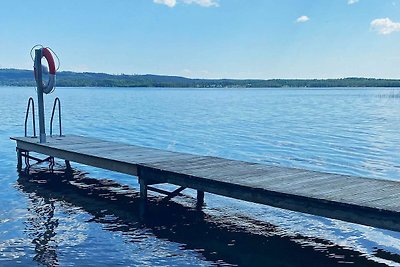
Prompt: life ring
<box><xmin>34</xmin><ymin>47</ymin><xmax>56</xmax><ymax>94</ymax></box>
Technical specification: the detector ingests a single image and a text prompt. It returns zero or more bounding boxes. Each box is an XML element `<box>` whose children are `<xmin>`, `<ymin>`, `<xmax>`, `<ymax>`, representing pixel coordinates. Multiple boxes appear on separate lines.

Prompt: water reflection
<box><xmin>17</xmin><ymin>167</ymin><xmax>398</xmax><ymax>266</ymax></box>
<box><xmin>25</xmin><ymin>195</ymin><xmax>58</xmax><ymax>266</ymax></box>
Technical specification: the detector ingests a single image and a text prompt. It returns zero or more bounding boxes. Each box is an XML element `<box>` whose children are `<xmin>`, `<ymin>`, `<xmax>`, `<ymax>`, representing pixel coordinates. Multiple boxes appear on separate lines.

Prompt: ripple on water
<box><xmin>0</xmin><ymin>87</ymin><xmax>400</xmax><ymax>266</ymax></box>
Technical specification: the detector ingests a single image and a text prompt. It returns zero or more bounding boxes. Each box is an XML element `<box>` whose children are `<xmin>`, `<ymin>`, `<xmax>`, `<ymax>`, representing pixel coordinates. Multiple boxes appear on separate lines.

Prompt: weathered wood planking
<box><xmin>11</xmin><ymin>135</ymin><xmax>400</xmax><ymax>232</ymax></box>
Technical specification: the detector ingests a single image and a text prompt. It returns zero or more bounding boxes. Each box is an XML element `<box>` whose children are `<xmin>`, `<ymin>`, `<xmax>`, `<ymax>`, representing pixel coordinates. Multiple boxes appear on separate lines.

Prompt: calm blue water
<box><xmin>1</xmin><ymin>87</ymin><xmax>400</xmax><ymax>266</ymax></box>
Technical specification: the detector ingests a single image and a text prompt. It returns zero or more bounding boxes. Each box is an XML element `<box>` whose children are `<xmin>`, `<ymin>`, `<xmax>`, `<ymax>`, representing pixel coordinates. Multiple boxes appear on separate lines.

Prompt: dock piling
<box><xmin>138</xmin><ymin>176</ymin><xmax>148</xmax><ymax>219</ymax></box>
<box><xmin>139</xmin><ymin>177</ymin><xmax>148</xmax><ymax>201</ymax></box>
<box><xmin>65</xmin><ymin>160</ymin><xmax>71</xmax><ymax>170</ymax></box>
<box><xmin>197</xmin><ymin>190</ymin><xmax>204</xmax><ymax>207</ymax></box>
<box><xmin>16</xmin><ymin>148</ymin><xmax>22</xmax><ymax>172</ymax></box>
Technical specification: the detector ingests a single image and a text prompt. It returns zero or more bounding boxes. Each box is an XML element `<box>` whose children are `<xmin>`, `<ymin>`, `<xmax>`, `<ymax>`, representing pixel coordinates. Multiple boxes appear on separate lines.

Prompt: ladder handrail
<box><xmin>50</xmin><ymin>97</ymin><xmax>62</xmax><ymax>137</ymax></box>
<box><xmin>24</xmin><ymin>97</ymin><xmax>36</xmax><ymax>137</ymax></box>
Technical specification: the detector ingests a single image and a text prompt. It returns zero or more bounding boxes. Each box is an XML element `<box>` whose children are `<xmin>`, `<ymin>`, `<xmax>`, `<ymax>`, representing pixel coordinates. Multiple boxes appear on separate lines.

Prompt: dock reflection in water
<box><xmin>16</xmin><ymin>166</ymin><xmax>399</xmax><ymax>267</ymax></box>
<box><xmin>25</xmin><ymin>190</ymin><xmax>58</xmax><ymax>266</ymax></box>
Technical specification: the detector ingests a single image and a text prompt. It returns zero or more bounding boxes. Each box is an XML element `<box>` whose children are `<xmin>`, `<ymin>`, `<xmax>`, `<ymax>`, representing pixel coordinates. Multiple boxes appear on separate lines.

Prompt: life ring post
<box><xmin>34</xmin><ymin>48</ymin><xmax>46</xmax><ymax>143</ymax></box>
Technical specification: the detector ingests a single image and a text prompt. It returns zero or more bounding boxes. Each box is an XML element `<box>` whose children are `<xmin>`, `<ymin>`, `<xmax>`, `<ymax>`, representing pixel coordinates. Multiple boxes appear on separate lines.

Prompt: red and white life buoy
<box><xmin>34</xmin><ymin>47</ymin><xmax>56</xmax><ymax>94</ymax></box>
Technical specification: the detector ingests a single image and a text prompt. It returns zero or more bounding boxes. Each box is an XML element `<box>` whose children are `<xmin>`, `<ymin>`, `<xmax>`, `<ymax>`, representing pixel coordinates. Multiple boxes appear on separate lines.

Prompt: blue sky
<box><xmin>1</xmin><ymin>0</ymin><xmax>400</xmax><ymax>79</ymax></box>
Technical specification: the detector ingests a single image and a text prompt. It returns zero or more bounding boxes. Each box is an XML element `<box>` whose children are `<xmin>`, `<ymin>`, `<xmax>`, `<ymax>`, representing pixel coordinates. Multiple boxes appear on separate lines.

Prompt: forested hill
<box><xmin>1</xmin><ymin>68</ymin><xmax>400</xmax><ymax>88</ymax></box>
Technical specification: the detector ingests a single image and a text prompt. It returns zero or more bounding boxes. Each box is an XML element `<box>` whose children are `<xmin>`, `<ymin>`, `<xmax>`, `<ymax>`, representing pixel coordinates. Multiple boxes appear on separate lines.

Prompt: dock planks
<box><xmin>11</xmin><ymin>135</ymin><xmax>400</xmax><ymax>232</ymax></box>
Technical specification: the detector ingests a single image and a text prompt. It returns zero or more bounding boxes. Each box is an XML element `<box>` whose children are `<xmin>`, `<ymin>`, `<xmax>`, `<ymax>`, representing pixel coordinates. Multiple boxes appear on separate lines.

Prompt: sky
<box><xmin>0</xmin><ymin>0</ymin><xmax>400</xmax><ymax>79</ymax></box>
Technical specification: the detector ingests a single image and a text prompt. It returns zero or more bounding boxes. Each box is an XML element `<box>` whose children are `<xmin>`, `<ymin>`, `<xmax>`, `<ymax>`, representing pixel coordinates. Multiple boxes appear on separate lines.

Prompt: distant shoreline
<box><xmin>1</xmin><ymin>69</ymin><xmax>400</xmax><ymax>88</ymax></box>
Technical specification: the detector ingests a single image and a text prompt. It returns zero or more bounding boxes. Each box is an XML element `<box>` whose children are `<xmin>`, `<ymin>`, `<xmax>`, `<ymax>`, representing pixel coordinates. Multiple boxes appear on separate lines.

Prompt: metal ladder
<box><xmin>20</xmin><ymin>97</ymin><xmax>63</xmax><ymax>171</ymax></box>
<box><xmin>50</xmin><ymin>97</ymin><xmax>62</xmax><ymax>137</ymax></box>
<box><xmin>23</xmin><ymin>97</ymin><xmax>63</xmax><ymax>137</ymax></box>
<box><xmin>24</xmin><ymin>97</ymin><xmax>36</xmax><ymax>137</ymax></box>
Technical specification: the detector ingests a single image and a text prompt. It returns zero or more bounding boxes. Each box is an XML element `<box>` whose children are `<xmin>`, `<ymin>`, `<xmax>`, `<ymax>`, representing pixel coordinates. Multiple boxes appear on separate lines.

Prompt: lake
<box><xmin>1</xmin><ymin>87</ymin><xmax>400</xmax><ymax>266</ymax></box>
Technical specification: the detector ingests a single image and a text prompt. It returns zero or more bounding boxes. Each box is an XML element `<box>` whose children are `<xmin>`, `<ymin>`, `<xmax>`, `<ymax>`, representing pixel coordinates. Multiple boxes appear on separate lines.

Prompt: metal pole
<box><xmin>35</xmin><ymin>49</ymin><xmax>46</xmax><ymax>143</ymax></box>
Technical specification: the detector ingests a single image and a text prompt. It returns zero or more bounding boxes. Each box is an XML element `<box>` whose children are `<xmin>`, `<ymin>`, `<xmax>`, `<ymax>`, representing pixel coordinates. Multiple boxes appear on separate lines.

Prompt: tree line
<box><xmin>1</xmin><ymin>69</ymin><xmax>400</xmax><ymax>88</ymax></box>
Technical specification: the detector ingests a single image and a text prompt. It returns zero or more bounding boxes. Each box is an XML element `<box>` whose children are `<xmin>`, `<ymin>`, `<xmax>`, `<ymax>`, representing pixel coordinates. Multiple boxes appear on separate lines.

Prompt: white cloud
<box><xmin>182</xmin><ymin>0</ymin><xmax>219</xmax><ymax>7</ymax></box>
<box><xmin>153</xmin><ymin>0</ymin><xmax>176</xmax><ymax>7</ymax></box>
<box><xmin>371</xmin><ymin>18</ymin><xmax>400</xmax><ymax>35</ymax></box>
<box><xmin>347</xmin><ymin>0</ymin><xmax>359</xmax><ymax>5</ymax></box>
<box><xmin>296</xmin><ymin>16</ymin><xmax>310</xmax><ymax>23</ymax></box>
<box><xmin>153</xmin><ymin>0</ymin><xmax>218</xmax><ymax>7</ymax></box>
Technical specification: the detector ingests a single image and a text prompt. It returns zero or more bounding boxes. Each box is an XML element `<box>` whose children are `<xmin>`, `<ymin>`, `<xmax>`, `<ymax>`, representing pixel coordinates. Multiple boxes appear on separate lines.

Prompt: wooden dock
<box><xmin>11</xmin><ymin>135</ymin><xmax>400</xmax><ymax>232</ymax></box>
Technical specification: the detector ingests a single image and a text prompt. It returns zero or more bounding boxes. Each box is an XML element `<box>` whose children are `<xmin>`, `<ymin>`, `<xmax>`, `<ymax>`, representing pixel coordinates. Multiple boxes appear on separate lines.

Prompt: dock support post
<box><xmin>16</xmin><ymin>148</ymin><xmax>22</xmax><ymax>172</ymax></box>
<box><xmin>139</xmin><ymin>178</ymin><xmax>148</xmax><ymax>201</ymax></box>
<box><xmin>65</xmin><ymin>160</ymin><xmax>71</xmax><ymax>170</ymax></box>
<box><xmin>197</xmin><ymin>190</ymin><xmax>204</xmax><ymax>208</ymax></box>
<box><xmin>139</xmin><ymin>177</ymin><xmax>148</xmax><ymax>219</ymax></box>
